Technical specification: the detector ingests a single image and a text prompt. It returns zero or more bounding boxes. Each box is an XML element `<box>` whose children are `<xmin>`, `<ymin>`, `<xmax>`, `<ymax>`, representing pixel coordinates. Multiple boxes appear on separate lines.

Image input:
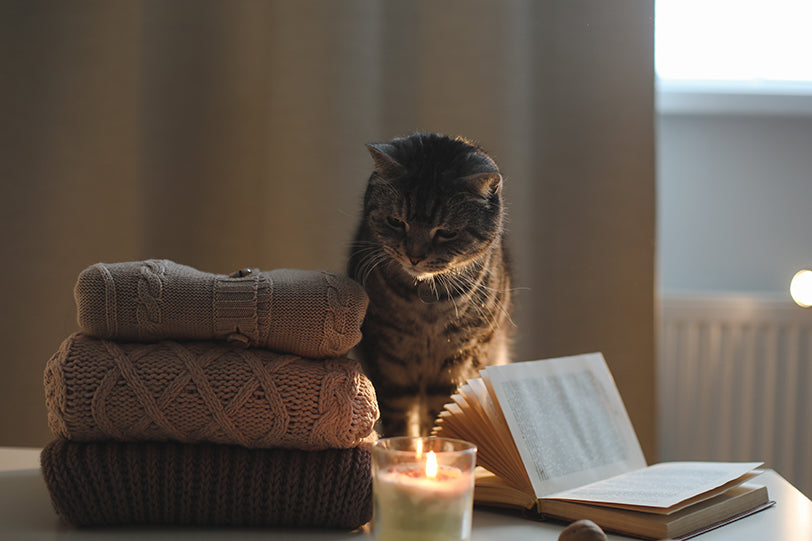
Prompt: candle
<box><xmin>372</xmin><ymin>437</ymin><xmax>477</xmax><ymax>541</ymax></box>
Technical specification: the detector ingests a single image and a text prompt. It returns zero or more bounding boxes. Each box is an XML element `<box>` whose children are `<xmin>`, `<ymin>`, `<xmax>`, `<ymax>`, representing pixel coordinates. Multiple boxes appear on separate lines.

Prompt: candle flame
<box><xmin>425</xmin><ymin>451</ymin><xmax>438</xmax><ymax>478</ymax></box>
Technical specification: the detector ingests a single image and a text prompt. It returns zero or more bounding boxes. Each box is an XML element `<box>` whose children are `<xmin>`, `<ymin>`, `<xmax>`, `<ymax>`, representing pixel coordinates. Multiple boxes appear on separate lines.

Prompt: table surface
<box><xmin>2</xmin><ymin>447</ymin><xmax>810</xmax><ymax>540</ymax></box>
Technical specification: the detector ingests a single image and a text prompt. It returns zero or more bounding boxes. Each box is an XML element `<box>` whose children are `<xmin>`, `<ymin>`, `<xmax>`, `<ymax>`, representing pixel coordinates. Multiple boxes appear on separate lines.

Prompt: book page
<box><xmin>486</xmin><ymin>353</ymin><xmax>646</xmax><ymax>499</ymax></box>
<box><xmin>547</xmin><ymin>461</ymin><xmax>763</xmax><ymax>512</ymax></box>
<box><xmin>461</xmin><ymin>379</ymin><xmax>532</xmax><ymax>492</ymax></box>
<box><xmin>435</xmin><ymin>380</ymin><xmax>533</xmax><ymax>493</ymax></box>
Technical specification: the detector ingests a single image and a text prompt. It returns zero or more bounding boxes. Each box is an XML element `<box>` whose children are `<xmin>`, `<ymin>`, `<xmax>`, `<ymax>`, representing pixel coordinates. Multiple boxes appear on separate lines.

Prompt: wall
<box><xmin>656</xmin><ymin>102</ymin><xmax>812</xmax><ymax>492</ymax></box>
<box><xmin>657</xmin><ymin>111</ymin><xmax>812</xmax><ymax>295</ymax></box>
<box><xmin>1</xmin><ymin>1</ymin><xmax>656</xmax><ymax>461</ymax></box>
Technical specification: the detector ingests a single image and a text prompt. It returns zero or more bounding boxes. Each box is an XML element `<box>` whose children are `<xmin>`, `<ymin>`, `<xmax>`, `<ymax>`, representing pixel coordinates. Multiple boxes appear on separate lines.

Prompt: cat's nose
<box><xmin>408</xmin><ymin>255</ymin><xmax>424</xmax><ymax>266</ymax></box>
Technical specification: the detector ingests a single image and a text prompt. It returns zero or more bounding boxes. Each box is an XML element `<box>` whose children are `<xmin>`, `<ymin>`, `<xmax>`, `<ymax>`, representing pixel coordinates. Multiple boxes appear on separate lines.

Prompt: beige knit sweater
<box><xmin>74</xmin><ymin>260</ymin><xmax>368</xmax><ymax>358</ymax></box>
<box><xmin>45</xmin><ymin>333</ymin><xmax>379</xmax><ymax>451</ymax></box>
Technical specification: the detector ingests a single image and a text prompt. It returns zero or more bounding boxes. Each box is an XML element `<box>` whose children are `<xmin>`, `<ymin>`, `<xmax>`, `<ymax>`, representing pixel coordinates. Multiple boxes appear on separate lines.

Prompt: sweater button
<box><xmin>229</xmin><ymin>268</ymin><xmax>254</xmax><ymax>278</ymax></box>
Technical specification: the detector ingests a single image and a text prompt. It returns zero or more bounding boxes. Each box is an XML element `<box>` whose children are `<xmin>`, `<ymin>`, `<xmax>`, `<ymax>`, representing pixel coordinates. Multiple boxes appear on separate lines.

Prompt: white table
<box><xmin>2</xmin><ymin>447</ymin><xmax>810</xmax><ymax>540</ymax></box>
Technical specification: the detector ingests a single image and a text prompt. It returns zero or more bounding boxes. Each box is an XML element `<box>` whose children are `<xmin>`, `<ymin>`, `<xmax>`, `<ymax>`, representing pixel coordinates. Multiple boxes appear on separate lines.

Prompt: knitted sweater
<box><xmin>40</xmin><ymin>439</ymin><xmax>372</xmax><ymax>528</ymax></box>
<box><xmin>45</xmin><ymin>333</ymin><xmax>379</xmax><ymax>450</ymax></box>
<box><xmin>74</xmin><ymin>260</ymin><xmax>369</xmax><ymax>358</ymax></box>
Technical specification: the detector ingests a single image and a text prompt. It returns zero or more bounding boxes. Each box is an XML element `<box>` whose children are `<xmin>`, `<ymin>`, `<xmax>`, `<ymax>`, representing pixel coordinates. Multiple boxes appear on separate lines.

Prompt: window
<box><xmin>655</xmin><ymin>0</ymin><xmax>812</xmax><ymax>114</ymax></box>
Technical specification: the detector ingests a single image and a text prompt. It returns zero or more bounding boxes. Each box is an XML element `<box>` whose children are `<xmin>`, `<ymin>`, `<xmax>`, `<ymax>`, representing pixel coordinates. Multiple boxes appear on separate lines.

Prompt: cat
<box><xmin>348</xmin><ymin>133</ymin><xmax>513</xmax><ymax>437</ymax></box>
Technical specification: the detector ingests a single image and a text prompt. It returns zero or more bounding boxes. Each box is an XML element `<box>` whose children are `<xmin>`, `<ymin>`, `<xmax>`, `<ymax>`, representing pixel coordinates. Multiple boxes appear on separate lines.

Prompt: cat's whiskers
<box><xmin>456</xmin><ymin>255</ymin><xmax>529</xmax><ymax>295</ymax></box>
<box><xmin>445</xmin><ymin>266</ymin><xmax>516</xmax><ymax>329</ymax></box>
<box><xmin>460</xmin><ymin>284</ymin><xmax>498</xmax><ymax>331</ymax></box>
<box><xmin>353</xmin><ymin>246</ymin><xmax>392</xmax><ymax>287</ymax></box>
<box><xmin>437</xmin><ymin>271</ymin><xmax>490</xmax><ymax>325</ymax></box>
<box><xmin>462</xmin><ymin>270</ymin><xmax>512</xmax><ymax>320</ymax></box>
<box><xmin>347</xmin><ymin>241</ymin><xmax>382</xmax><ymax>263</ymax></box>
<box><xmin>435</xmin><ymin>273</ymin><xmax>461</xmax><ymax>319</ymax></box>
<box><xmin>431</xmin><ymin>275</ymin><xmax>442</xmax><ymax>300</ymax></box>
<box><xmin>452</xmin><ymin>261</ymin><xmax>521</xmax><ymax>328</ymax></box>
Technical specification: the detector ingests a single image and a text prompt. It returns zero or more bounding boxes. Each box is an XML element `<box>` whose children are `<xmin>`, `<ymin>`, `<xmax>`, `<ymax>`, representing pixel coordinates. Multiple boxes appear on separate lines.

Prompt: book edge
<box><xmin>539</xmin><ymin>484</ymin><xmax>770</xmax><ymax>540</ymax></box>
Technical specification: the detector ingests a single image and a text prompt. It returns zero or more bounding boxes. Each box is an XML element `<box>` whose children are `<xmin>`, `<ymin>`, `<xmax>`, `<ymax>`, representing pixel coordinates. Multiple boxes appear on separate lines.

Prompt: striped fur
<box><xmin>348</xmin><ymin>133</ymin><xmax>513</xmax><ymax>436</ymax></box>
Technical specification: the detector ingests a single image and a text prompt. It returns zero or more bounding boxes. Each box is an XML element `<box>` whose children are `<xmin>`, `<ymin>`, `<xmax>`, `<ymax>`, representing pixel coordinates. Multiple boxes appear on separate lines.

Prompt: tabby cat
<box><xmin>348</xmin><ymin>133</ymin><xmax>513</xmax><ymax>437</ymax></box>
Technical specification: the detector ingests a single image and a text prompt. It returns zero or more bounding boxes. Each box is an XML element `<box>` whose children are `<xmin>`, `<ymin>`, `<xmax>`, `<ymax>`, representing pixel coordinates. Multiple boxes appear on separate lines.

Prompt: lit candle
<box><xmin>372</xmin><ymin>437</ymin><xmax>477</xmax><ymax>541</ymax></box>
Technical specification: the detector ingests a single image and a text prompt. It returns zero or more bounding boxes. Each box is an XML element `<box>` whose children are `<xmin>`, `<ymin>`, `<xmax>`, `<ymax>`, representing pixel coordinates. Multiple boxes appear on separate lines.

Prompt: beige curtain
<box><xmin>0</xmin><ymin>0</ymin><xmax>656</xmax><ymax>460</ymax></box>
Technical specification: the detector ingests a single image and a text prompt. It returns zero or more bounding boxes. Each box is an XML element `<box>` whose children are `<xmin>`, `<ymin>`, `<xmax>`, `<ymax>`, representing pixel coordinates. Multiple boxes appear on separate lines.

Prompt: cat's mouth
<box><xmin>396</xmin><ymin>257</ymin><xmax>443</xmax><ymax>282</ymax></box>
<box><xmin>388</xmin><ymin>249</ymin><xmax>454</xmax><ymax>282</ymax></box>
<box><xmin>396</xmin><ymin>252</ymin><xmax>475</xmax><ymax>283</ymax></box>
<box><xmin>402</xmin><ymin>264</ymin><xmax>436</xmax><ymax>282</ymax></box>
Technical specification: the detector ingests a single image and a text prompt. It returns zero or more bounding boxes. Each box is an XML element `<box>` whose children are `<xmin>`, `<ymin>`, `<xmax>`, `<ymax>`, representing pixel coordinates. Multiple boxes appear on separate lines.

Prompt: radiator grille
<box><xmin>658</xmin><ymin>295</ymin><xmax>812</xmax><ymax>498</ymax></box>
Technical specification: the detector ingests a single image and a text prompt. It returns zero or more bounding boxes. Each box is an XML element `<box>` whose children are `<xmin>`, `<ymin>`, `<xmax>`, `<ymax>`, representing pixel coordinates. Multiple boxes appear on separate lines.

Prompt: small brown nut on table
<box><xmin>558</xmin><ymin>519</ymin><xmax>608</xmax><ymax>541</ymax></box>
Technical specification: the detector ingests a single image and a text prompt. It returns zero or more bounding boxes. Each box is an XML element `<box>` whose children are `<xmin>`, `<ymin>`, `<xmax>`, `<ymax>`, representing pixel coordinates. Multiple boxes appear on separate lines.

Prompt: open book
<box><xmin>432</xmin><ymin>353</ymin><xmax>772</xmax><ymax>540</ymax></box>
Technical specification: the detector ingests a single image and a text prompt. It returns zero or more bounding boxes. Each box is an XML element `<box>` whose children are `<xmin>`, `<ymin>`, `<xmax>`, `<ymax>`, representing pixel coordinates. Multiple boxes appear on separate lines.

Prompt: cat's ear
<box><xmin>366</xmin><ymin>143</ymin><xmax>404</xmax><ymax>178</ymax></box>
<box><xmin>460</xmin><ymin>172</ymin><xmax>503</xmax><ymax>196</ymax></box>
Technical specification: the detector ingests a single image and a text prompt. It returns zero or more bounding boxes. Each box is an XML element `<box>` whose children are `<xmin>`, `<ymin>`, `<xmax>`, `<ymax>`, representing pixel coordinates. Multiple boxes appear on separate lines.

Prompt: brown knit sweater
<box><xmin>74</xmin><ymin>260</ymin><xmax>369</xmax><ymax>358</ymax></box>
<box><xmin>41</xmin><ymin>439</ymin><xmax>373</xmax><ymax>528</ymax></box>
<box><xmin>45</xmin><ymin>333</ymin><xmax>379</xmax><ymax>450</ymax></box>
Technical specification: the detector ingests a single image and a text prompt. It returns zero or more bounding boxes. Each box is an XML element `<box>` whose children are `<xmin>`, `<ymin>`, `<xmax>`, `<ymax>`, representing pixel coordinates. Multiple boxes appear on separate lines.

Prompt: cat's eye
<box><xmin>434</xmin><ymin>229</ymin><xmax>458</xmax><ymax>241</ymax></box>
<box><xmin>386</xmin><ymin>216</ymin><xmax>406</xmax><ymax>230</ymax></box>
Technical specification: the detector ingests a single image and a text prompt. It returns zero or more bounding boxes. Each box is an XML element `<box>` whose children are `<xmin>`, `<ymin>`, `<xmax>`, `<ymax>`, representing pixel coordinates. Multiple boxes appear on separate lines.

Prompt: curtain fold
<box><xmin>0</xmin><ymin>0</ymin><xmax>655</xmax><ymax>460</ymax></box>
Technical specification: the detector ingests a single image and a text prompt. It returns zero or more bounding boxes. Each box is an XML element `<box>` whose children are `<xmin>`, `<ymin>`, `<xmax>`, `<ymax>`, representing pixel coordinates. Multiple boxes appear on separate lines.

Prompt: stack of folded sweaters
<box><xmin>40</xmin><ymin>259</ymin><xmax>379</xmax><ymax>529</ymax></box>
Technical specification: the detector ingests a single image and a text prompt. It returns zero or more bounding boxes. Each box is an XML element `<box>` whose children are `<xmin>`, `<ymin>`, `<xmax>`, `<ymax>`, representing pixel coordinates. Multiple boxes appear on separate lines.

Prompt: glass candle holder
<box><xmin>372</xmin><ymin>436</ymin><xmax>477</xmax><ymax>541</ymax></box>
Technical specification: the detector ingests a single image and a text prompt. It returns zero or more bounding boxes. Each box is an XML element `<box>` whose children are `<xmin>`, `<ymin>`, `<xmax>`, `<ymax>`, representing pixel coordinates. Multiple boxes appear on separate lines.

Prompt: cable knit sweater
<box><xmin>45</xmin><ymin>333</ymin><xmax>379</xmax><ymax>450</ymax></box>
<box><xmin>41</xmin><ymin>261</ymin><xmax>379</xmax><ymax>530</ymax></box>
<box><xmin>74</xmin><ymin>260</ymin><xmax>369</xmax><ymax>358</ymax></box>
<box><xmin>41</xmin><ymin>439</ymin><xmax>373</xmax><ymax>528</ymax></box>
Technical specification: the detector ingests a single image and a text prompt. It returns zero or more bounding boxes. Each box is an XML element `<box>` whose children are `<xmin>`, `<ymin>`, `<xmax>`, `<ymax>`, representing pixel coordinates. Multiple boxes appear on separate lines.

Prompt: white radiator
<box><xmin>658</xmin><ymin>294</ymin><xmax>812</xmax><ymax>498</ymax></box>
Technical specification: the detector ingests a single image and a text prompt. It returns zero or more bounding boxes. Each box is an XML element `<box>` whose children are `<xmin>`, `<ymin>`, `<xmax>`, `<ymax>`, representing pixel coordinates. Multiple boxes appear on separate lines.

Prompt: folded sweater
<box><xmin>44</xmin><ymin>333</ymin><xmax>379</xmax><ymax>450</ymax></box>
<box><xmin>74</xmin><ymin>260</ymin><xmax>368</xmax><ymax>358</ymax></box>
<box><xmin>40</xmin><ymin>439</ymin><xmax>372</xmax><ymax>528</ymax></box>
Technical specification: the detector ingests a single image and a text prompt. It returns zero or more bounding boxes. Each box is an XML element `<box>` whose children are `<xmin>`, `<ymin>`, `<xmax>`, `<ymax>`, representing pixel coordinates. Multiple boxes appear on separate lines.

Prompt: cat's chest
<box><xmin>367</xmin><ymin>292</ymin><xmax>473</xmax><ymax>355</ymax></box>
<box><xmin>370</xmin><ymin>291</ymin><xmax>447</xmax><ymax>328</ymax></box>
